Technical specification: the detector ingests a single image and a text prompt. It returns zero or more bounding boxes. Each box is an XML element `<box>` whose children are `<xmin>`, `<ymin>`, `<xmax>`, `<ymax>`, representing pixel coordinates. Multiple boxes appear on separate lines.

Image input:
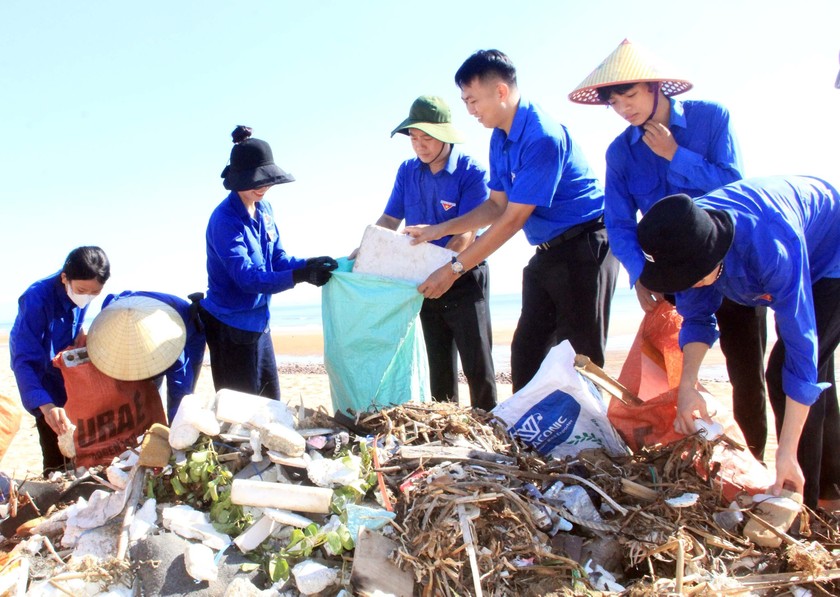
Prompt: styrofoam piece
<box><xmin>170</xmin><ymin>394</ymin><xmax>220</xmax><ymax>450</ymax></box>
<box><xmin>249</xmin><ymin>429</ymin><xmax>263</xmax><ymax>463</ymax></box>
<box><xmin>665</xmin><ymin>492</ymin><xmax>700</xmax><ymax>508</ymax></box>
<box><xmin>215</xmin><ymin>389</ymin><xmax>296</xmax><ymax>428</ymax></box>
<box><xmin>129</xmin><ymin>498</ymin><xmax>158</xmax><ymax>542</ymax></box>
<box><xmin>234</xmin><ymin>516</ymin><xmax>275</xmax><ymax>553</ymax></box>
<box><xmin>106</xmin><ymin>465</ymin><xmax>130</xmax><ymax>490</ymax></box>
<box><xmin>352</xmin><ymin>224</ymin><xmax>456</xmax><ymax>284</ymax></box>
<box><xmin>298</xmin><ymin>428</ymin><xmax>338</xmax><ymax>438</ymax></box>
<box><xmin>57</xmin><ymin>423</ymin><xmax>77</xmax><ymax>459</ymax></box>
<box><xmin>230</xmin><ymin>479</ymin><xmax>333</xmax><ymax>513</ymax></box>
<box><xmin>162</xmin><ymin>505</ymin><xmax>231</xmax><ymax>550</ymax></box>
<box><xmin>185</xmin><ymin>543</ymin><xmax>219</xmax><ymax>582</ymax></box>
<box><xmin>307</xmin><ymin>454</ymin><xmax>362</xmax><ymax>488</ymax></box>
<box><xmin>694</xmin><ymin>419</ymin><xmax>724</xmax><ymax>441</ymax></box>
<box><xmin>292</xmin><ymin>560</ymin><xmax>338</xmax><ymax>595</ymax></box>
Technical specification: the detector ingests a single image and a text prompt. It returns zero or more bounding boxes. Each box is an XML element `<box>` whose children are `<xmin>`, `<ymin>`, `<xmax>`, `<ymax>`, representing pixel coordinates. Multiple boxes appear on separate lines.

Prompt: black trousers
<box><xmin>35</xmin><ymin>414</ymin><xmax>69</xmax><ymax>475</ymax></box>
<box><xmin>716</xmin><ymin>297</ymin><xmax>768</xmax><ymax>460</ymax></box>
<box><xmin>420</xmin><ymin>262</ymin><xmax>496</xmax><ymax>411</ymax></box>
<box><xmin>765</xmin><ymin>277</ymin><xmax>840</xmax><ymax>509</ymax></box>
<box><xmin>511</xmin><ymin>228</ymin><xmax>619</xmax><ymax>391</ymax></box>
<box><xmin>200</xmin><ymin>306</ymin><xmax>281</xmax><ymax>400</ymax></box>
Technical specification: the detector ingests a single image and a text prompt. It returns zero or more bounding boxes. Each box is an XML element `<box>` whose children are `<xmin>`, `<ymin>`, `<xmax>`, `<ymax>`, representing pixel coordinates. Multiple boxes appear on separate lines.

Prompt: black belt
<box><xmin>536</xmin><ymin>215</ymin><xmax>605</xmax><ymax>252</ymax></box>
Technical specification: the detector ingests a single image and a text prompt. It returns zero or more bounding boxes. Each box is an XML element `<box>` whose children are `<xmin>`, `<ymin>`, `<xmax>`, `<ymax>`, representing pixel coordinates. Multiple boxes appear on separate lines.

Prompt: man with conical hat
<box><xmin>570</xmin><ymin>39</ymin><xmax>769</xmax><ymax>460</ymax></box>
<box><xmin>361</xmin><ymin>95</ymin><xmax>496</xmax><ymax>410</ymax></box>
<box><xmin>87</xmin><ymin>291</ymin><xmax>206</xmax><ymax>423</ymax></box>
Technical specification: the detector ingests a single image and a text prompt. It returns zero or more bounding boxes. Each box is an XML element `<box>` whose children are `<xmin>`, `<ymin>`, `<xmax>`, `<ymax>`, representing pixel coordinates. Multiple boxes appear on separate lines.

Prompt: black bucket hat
<box><xmin>221</xmin><ymin>126</ymin><xmax>295</xmax><ymax>191</ymax></box>
<box><xmin>637</xmin><ymin>194</ymin><xmax>734</xmax><ymax>294</ymax></box>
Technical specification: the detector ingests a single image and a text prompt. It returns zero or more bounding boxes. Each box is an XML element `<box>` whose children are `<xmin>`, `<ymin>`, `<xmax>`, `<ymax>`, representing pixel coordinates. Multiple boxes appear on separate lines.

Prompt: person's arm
<box><xmin>10</xmin><ymin>295</ymin><xmax>60</xmax><ymax>413</ymax></box>
<box><xmin>772</xmin><ymin>398</ymin><xmax>808</xmax><ymax>495</ymax></box>
<box><xmin>208</xmin><ymin>216</ymin><xmax>302</xmax><ymax>295</ymax></box>
<box><xmin>675</xmin><ymin>341</ymin><xmax>713</xmax><ymax>434</ymax></box>
<box><xmin>404</xmin><ymin>189</ymin><xmax>507</xmax><ymax>244</ymax></box>
<box><xmin>416</xmin><ymin>197</ymin><xmax>533</xmax><ymax>299</ymax></box>
<box><xmin>666</xmin><ymin>104</ymin><xmax>743</xmax><ymax>190</ymax></box>
<box><xmin>604</xmin><ymin>150</ymin><xmax>664</xmax><ymax>311</ymax></box>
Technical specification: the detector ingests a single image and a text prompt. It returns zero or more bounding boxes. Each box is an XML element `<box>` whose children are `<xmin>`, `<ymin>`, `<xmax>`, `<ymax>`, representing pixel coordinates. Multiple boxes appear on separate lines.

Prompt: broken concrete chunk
<box><xmin>138</xmin><ymin>423</ymin><xmax>172</xmax><ymax>468</ymax></box>
<box><xmin>258</xmin><ymin>422</ymin><xmax>306</xmax><ymax>457</ymax></box>
<box><xmin>230</xmin><ymin>479</ymin><xmax>333</xmax><ymax>514</ymax></box>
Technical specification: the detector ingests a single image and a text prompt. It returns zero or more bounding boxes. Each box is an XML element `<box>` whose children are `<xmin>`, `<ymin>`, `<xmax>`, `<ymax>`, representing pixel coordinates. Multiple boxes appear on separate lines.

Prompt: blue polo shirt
<box><xmin>384</xmin><ymin>147</ymin><xmax>489</xmax><ymax>248</ymax></box>
<box><xmin>488</xmin><ymin>99</ymin><xmax>604</xmax><ymax>246</ymax></box>
<box><xmin>10</xmin><ymin>272</ymin><xmax>88</xmax><ymax>414</ymax></box>
<box><xmin>606</xmin><ymin>99</ymin><xmax>743</xmax><ymax>285</ymax></box>
<box><xmin>675</xmin><ymin>176</ymin><xmax>840</xmax><ymax>405</ymax></box>
<box><xmin>202</xmin><ymin>192</ymin><xmax>306</xmax><ymax>333</ymax></box>
<box><xmin>103</xmin><ymin>291</ymin><xmax>206</xmax><ymax>420</ymax></box>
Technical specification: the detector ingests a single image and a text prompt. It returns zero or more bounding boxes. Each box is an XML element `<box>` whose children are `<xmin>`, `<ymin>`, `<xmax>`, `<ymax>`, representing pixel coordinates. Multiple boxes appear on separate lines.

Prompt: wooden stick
<box><xmin>457</xmin><ymin>504</ymin><xmax>483</xmax><ymax>597</ymax></box>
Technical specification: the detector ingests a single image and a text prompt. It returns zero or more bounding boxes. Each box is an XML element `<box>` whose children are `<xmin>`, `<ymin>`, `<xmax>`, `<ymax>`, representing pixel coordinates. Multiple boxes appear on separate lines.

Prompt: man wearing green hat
<box><xmin>569</xmin><ymin>39</ymin><xmax>768</xmax><ymax>460</ymax></box>
<box><xmin>366</xmin><ymin>95</ymin><xmax>496</xmax><ymax>410</ymax></box>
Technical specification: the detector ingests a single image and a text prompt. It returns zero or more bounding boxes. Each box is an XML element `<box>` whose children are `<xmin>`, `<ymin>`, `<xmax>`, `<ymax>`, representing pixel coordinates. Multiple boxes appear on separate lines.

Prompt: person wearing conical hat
<box><xmin>200</xmin><ymin>126</ymin><xmax>338</xmax><ymax>400</ymax></box>
<box><xmin>358</xmin><ymin>95</ymin><xmax>496</xmax><ymax>410</ymax></box>
<box><xmin>10</xmin><ymin>246</ymin><xmax>111</xmax><ymax>474</ymax></box>
<box><xmin>86</xmin><ymin>291</ymin><xmax>207</xmax><ymax>422</ymax></box>
<box><xmin>636</xmin><ymin>175</ymin><xmax>840</xmax><ymax>512</ymax></box>
<box><xmin>570</xmin><ymin>39</ymin><xmax>769</xmax><ymax>460</ymax></box>
<box><xmin>406</xmin><ymin>50</ymin><xmax>620</xmax><ymax>391</ymax></box>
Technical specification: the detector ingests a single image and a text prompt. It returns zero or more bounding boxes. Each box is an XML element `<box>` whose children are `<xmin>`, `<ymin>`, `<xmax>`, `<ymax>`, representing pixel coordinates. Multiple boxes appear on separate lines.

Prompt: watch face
<box><xmin>451</xmin><ymin>260</ymin><xmax>464</xmax><ymax>274</ymax></box>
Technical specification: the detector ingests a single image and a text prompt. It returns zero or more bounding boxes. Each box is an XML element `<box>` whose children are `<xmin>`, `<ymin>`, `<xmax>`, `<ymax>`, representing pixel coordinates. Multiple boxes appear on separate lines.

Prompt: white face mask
<box><xmin>65</xmin><ymin>282</ymin><xmax>96</xmax><ymax>308</ymax></box>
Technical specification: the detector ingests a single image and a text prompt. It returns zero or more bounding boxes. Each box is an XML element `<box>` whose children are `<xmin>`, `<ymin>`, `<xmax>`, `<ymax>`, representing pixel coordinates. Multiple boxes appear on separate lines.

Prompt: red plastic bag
<box><xmin>54</xmin><ymin>349</ymin><xmax>166</xmax><ymax>468</ymax></box>
<box><xmin>0</xmin><ymin>393</ymin><xmax>23</xmax><ymax>463</ymax></box>
<box><xmin>607</xmin><ymin>303</ymin><xmax>772</xmax><ymax>500</ymax></box>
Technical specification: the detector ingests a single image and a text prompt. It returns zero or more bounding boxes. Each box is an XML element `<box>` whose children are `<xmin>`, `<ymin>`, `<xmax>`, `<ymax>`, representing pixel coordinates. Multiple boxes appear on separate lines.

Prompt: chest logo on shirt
<box><xmin>262</xmin><ymin>213</ymin><xmax>276</xmax><ymax>242</ymax></box>
<box><xmin>440</xmin><ymin>200</ymin><xmax>456</xmax><ymax>212</ymax></box>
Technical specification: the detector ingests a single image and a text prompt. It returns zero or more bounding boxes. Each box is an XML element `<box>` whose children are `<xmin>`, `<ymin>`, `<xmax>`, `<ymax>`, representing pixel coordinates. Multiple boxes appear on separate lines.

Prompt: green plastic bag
<box><xmin>322</xmin><ymin>258</ymin><xmax>430</xmax><ymax>415</ymax></box>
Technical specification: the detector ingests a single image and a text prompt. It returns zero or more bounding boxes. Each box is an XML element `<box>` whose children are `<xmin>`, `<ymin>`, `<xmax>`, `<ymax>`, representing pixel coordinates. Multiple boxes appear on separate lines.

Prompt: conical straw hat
<box><xmin>569</xmin><ymin>39</ymin><xmax>693</xmax><ymax>105</ymax></box>
<box><xmin>87</xmin><ymin>295</ymin><xmax>186</xmax><ymax>381</ymax></box>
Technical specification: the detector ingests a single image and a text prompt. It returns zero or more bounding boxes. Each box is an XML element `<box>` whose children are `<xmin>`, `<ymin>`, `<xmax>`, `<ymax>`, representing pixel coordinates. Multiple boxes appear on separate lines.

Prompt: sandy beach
<box><xmin>0</xmin><ymin>317</ymin><xmax>739</xmax><ymax>479</ymax></box>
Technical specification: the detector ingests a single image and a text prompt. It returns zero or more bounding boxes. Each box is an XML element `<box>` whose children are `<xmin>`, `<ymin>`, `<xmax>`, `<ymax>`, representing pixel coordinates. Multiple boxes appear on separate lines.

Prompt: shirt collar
<box><xmin>226</xmin><ymin>191</ymin><xmax>264</xmax><ymax>222</ymax></box>
<box><xmin>506</xmin><ymin>98</ymin><xmax>531</xmax><ymax>144</ymax></box>
<box><xmin>631</xmin><ymin>97</ymin><xmax>684</xmax><ymax>144</ymax></box>
<box><xmin>443</xmin><ymin>145</ymin><xmax>459</xmax><ymax>174</ymax></box>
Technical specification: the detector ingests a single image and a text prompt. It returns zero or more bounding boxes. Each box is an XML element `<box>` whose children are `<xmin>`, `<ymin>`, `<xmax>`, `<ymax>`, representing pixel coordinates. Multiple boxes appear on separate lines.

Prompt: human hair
<box><xmin>596</xmin><ymin>82</ymin><xmax>658</xmax><ymax>103</ymax></box>
<box><xmin>62</xmin><ymin>246</ymin><xmax>110</xmax><ymax>283</ymax></box>
<box><xmin>455</xmin><ymin>49</ymin><xmax>517</xmax><ymax>88</ymax></box>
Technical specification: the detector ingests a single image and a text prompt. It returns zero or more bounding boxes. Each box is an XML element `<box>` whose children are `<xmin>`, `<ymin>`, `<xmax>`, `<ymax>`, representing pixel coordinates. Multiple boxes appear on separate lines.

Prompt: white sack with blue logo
<box><xmin>492</xmin><ymin>341</ymin><xmax>627</xmax><ymax>459</ymax></box>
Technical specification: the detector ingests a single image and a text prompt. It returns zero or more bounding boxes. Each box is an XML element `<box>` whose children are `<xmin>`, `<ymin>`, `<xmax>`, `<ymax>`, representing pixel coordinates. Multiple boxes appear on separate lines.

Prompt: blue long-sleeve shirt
<box><xmin>102</xmin><ymin>291</ymin><xmax>206</xmax><ymax>420</ymax></box>
<box><xmin>10</xmin><ymin>272</ymin><xmax>88</xmax><ymax>414</ymax></box>
<box><xmin>384</xmin><ymin>147</ymin><xmax>489</xmax><ymax>248</ymax></box>
<box><xmin>202</xmin><ymin>192</ymin><xmax>306</xmax><ymax>333</ymax></box>
<box><xmin>675</xmin><ymin>176</ymin><xmax>840</xmax><ymax>405</ymax></box>
<box><xmin>605</xmin><ymin>98</ymin><xmax>743</xmax><ymax>285</ymax></box>
<box><xmin>488</xmin><ymin>99</ymin><xmax>604</xmax><ymax>246</ymax></box>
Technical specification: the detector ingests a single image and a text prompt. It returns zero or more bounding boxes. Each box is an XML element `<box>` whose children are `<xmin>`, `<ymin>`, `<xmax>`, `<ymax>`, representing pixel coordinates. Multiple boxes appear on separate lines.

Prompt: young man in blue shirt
<box><xmin>87</xmin><ymin>291</ymin><xmax>206</xmax><ymax>422</ymax></box>
<box><xmin>569</xmin><ymin>39</ymin><xmax>768</xmax><ymax>459</ymax></box>
<box><xmin>371</xmin><ymin>96</ymin><xmax>496</xmax><ymax>410</ymax></box>
<box><xmin>407</xmin><ymin>50</ymin><xmax>619</xmax><ymax>391</ymax></box>
<box><xmin>637</xmin><ymin>176</ymin><xmax>840</xmax><ymax>511</ymax></box>
<box><xmin>10</xmin><ymin>246</ymin><xmax>111</xmax><ymax>473</ymax></box>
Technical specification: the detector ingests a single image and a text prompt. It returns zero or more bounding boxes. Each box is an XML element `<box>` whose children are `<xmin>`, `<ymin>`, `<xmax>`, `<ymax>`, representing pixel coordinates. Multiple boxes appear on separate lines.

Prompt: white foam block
<box><xmin>352</xmin><ymin>225</ymin><xmax>456</xmax><ymax>284</ymax></box>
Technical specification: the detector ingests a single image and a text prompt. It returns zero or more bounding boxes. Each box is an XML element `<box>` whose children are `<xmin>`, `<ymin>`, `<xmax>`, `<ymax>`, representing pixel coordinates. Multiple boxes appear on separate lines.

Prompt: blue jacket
<box><xmin>10</xmin><ymin>272</ymin><xmax>88</xmax><ymax>414</ymax></box>
<box><xmin>676</xmin><ymin>176</ymin><xmax>840</xmax><ymax>405</ymax></box>
<box><xmin>606</xmin><ymin>98</ymin><xmax>743</xmax><ymax>285</ymax></box>
<box><xmin>202</xmin><ymin>192</ymin><xmax>306</xmax><ymax>333</ymax></box>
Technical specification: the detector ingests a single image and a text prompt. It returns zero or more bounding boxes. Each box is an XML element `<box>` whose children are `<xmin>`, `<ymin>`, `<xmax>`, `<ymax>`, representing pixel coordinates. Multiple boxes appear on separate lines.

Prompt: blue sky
<box><xmin>1</xmin><ymin>0</ymin><xmax>838</xmax><ymax>323</ymax></box>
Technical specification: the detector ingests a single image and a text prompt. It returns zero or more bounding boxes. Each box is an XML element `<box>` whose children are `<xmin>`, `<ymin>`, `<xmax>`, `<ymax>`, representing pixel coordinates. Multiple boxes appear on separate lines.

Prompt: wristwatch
<box><xmin>450</xmin><ymin>256</ymin><xmax>464</xmax><ymax>275</ymax></box>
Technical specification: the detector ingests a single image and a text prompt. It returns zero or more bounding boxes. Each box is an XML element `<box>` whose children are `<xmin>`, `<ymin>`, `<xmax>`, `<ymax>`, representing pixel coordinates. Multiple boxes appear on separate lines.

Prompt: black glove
<box><xmin>292</xmin><ymin>256</ymin><xmax>339</xmax><ymax>287</ymax></box>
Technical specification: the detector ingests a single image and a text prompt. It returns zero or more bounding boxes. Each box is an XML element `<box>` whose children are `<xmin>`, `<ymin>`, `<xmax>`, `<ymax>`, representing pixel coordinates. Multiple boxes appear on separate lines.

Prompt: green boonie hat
<box><xmin>391</xmin><ymin>95</ymin><xmax>465</xmax><ymax>143</ymax></box>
